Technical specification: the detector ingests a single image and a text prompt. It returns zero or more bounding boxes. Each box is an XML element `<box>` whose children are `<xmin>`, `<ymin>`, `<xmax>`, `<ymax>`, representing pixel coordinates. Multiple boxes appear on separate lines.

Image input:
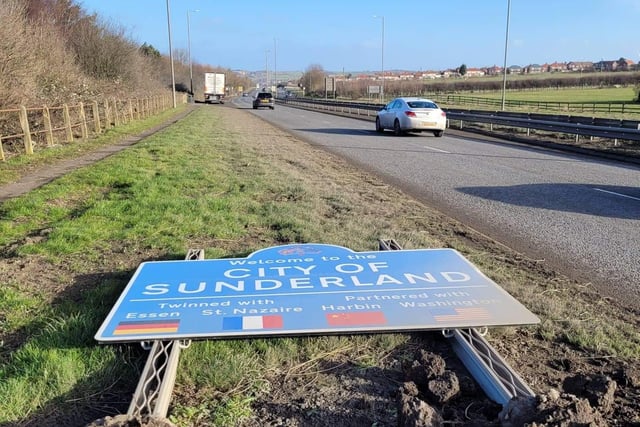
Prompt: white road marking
<box><xmin>593</xmin><ymin>188</ymin><xmax>640</xmax><ymax>202</ymax></box>
<box><xmin>423</xmin><ymin>145</ymin><xmax>450</xmax><ymax>153</ymax></box>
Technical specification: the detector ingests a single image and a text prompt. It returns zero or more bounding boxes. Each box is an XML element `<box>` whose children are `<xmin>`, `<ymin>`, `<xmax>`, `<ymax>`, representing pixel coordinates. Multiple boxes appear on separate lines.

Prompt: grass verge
<box><xmin>0</xmin><ymin>105</ymin><xmax>638</xmax><ymax>425</ymax></box>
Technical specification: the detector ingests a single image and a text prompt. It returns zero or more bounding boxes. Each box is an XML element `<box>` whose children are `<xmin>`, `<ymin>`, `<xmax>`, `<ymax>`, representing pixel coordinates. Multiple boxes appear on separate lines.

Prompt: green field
<box><xmin>431</xmin><ymin>85</ymin><xmax>640</xmax><ymax>117</ymax></box>
<box><xmin>475</xmin><ymin>86</ymin><xmax>636</xmax><ymax>103</ymax></box>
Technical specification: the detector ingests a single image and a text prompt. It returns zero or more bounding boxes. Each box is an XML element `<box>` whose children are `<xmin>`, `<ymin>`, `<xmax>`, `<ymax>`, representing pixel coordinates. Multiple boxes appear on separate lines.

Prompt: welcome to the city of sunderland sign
<box><xmin>95</xmin><ymin>244</ymin><xmax>540</xmax><ymax>342</ymax></box>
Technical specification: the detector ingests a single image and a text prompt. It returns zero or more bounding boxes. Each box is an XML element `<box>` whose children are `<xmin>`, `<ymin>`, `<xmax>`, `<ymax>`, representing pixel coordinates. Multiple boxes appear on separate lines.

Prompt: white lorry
<box><xmin>204</xmin><ymin>72</ymin><xmax>225</xmax><ymax>104</ymax></box>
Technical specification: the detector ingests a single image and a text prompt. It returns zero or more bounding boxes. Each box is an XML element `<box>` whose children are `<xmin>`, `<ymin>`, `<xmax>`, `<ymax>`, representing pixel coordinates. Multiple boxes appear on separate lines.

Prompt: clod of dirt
<box><xmin>498</xmin><ymin>395</ymin><xmax>538</xmax><ymax>426</ymax></box>
<box><xmin>405</xmin><ymin>349</ymin><xmax>447</xmax><ymax>388</ymax></box>
<box><xmin>85</xmin><ymin>415</ymin><xmax>176</xmax><ymax>427</ymax></box>
<box><xmin>562</xmin><ymin>374</ymin><xmax>617</xmax><ymax>414</ymax></box>
<box><xmin>532</xmin><ymin>393</ymin><xmax>607</xmax><ymax>426</ymax></box>
<box><xmin>425</xmin><ymin>370</ymin><xmax>460</xmax><ymax>404</ymax></box>
<box><xmin>397</xmin><ymin>382</ymin><xmax>444</xmax><ymax>427</ymax></box>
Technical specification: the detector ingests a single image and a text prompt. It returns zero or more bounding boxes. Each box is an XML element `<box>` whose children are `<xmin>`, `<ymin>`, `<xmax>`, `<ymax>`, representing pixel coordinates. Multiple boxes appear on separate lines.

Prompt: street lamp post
<box><xmin>265</xmin><ymin>49</ymin><xmax>270</xmax><ymax>90</ymax></box>
<box><xmin>166</xmin><ymin>0</ymin><xmax>176</xmax><ymax>108</ymax></box>
<box><xmin>501</xmin><ymin>0</ymin><xmax>511</xmax><ymax>111</ymax></box>
<box><xmin>187</xmin><ymin>9</ymin><xmax>199</xmax><ymax>97</ymax></box>
<box><xmin>373</xmin><ymin>15</ymin><xmax>385</xmax><ymax>103</ymax></box>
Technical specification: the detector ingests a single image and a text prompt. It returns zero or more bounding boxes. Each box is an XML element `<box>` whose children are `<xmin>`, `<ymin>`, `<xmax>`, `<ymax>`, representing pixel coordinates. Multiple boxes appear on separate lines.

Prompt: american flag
<box><xmin>430</xmin><ymin>307</ymin><xmax>491</xmax><ymax>322</ymax></box>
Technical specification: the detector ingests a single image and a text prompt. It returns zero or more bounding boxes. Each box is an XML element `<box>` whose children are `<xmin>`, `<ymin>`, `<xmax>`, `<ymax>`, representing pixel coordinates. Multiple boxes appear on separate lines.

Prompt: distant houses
<box><xmin>329</xmin><ymin>57</ymin><xmax>636</xmax><ymax>83</ymax></box>
<box><xmin>593</xmin><ymin>58</ymin><xmax>635</xmax><ymax>72</ymax></box>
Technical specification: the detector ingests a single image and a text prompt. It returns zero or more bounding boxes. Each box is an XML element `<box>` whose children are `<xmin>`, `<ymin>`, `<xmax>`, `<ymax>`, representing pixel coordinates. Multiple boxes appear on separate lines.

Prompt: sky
<box><xmin>78</xmin><ymin>0</ymin><xmax>640</xmax><ymax>73</ymax></box>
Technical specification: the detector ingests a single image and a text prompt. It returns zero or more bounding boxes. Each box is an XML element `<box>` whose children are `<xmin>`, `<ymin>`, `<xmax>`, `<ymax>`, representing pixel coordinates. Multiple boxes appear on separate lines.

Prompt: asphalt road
<box><xmin>232</xmin><ymin>96</ymin><xmax>640</xmax><ymax>309</ymax></box>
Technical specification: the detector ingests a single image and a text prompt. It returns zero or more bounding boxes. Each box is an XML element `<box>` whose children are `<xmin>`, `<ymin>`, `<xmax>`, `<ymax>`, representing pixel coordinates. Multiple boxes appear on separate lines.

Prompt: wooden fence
<box><xmin>0</xmin><ymin>93</ymin><xmax>184</xmax><ymax>161</ymax></box>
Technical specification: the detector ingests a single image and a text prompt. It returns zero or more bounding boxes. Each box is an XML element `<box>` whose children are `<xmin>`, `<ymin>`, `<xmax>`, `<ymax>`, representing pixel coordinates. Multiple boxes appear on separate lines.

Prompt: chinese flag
<box><xmin>326</xmin><ymin>311</ymin><xmax>386</xmax><ymax>326</ymax></box>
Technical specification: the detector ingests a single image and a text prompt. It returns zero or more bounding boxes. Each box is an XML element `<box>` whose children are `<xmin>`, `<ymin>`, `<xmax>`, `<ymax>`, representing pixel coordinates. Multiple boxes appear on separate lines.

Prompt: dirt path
<box><xmin>0</xmin><ymin>106</ymin><xmax>195</xmax><ymax>202</ymax></box>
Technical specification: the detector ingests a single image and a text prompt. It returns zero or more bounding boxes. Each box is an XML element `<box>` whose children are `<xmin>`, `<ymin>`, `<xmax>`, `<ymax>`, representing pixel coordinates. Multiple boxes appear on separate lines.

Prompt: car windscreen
<box><xmin>257</xmin><ymin>93</ymin><xmax>272</xmax><ymax>99</ymax></box>
<box><xmin>407</xmin><ymin>101</ymin><xmax>437</xmax><ymax>109</ymax></box>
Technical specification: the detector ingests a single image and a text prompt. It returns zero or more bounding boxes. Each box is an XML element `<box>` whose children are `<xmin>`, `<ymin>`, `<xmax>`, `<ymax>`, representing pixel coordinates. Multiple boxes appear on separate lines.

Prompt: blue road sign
<box><xmin>95</xmin><ymin>244</ymin><xmax>539</xmax><ymax>342</ymax></box>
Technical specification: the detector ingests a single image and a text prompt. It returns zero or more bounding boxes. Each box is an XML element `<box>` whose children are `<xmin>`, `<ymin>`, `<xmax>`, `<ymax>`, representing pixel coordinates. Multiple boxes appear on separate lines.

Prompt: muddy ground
<box><xmin>3</xmin><ymin>104</ymin><xmax>640</xmax><ymax>427</ymax></box>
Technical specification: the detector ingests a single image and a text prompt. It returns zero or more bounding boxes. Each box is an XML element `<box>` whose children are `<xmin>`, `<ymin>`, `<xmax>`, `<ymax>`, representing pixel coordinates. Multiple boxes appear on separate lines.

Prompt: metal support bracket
<box><xmin>377</xmin><ymin>238</ymin><xmax>535</xmax><ymax>406</ymax></box>
<box><xmin>127</xmin><ymin>248</ymin><xmax>204</xmax><ymax>420</ymax></box>
<box><xmin>444</xmin><ymin>327</ymin><xmax>535</xmax><ymax>406</ymax></box>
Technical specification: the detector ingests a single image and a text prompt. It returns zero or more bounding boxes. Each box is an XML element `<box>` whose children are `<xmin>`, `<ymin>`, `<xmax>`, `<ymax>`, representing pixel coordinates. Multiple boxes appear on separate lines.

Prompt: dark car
<box><xmin>253</xmin><ymin>92</ymin><xmax>275</xmax><ymax>110</ymax></box>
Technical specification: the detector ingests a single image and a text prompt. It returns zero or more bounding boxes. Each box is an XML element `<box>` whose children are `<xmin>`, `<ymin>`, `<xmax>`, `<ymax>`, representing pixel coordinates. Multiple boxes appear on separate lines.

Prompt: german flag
<box><xmin>113</xmin><ymin>320</ymin><xmax>180</xmax><ymax>335</ymax></box>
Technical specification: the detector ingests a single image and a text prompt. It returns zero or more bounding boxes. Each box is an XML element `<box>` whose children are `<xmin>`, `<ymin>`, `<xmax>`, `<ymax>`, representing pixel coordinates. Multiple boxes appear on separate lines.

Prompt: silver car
<box><xmin>375</xmin><ymin>97</ymin><xmax>446</xmax><ymax>137</ymax></box>
<box><xmin>253</xmin><ymin>92</ymin><xmax>275</xmax><ymax>110</ymax></box>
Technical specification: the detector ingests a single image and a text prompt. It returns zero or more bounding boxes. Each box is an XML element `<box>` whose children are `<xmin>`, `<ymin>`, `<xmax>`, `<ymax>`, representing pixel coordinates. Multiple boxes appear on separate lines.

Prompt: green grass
<box><xmin>1</xmin><ymin>104</ymin><xmax>639</xmax><ymax>425</ymax></box>
<box><xmin>432</xmin><ymin>85</ymin><xmax>640</xmax><ymax>118</ymax></box>
<box><xmin>0</xmin><ymin>104</ymin><xmax>189</xmax><ymax>186</ymax></box>
<box><xmin>473</xmin><ymin>86</ymin><xmax>636</xmax><ymax>103</ymax></box>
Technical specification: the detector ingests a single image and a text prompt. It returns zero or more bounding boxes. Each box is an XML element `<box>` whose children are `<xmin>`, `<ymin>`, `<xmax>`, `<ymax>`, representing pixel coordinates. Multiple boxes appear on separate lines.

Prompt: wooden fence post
<box><xmin>0</xmin><ymin>136</ymin><xmax>5</xmax><ymax>161</ymax></box>
<box><xmin>42</xmin><ymin>105</ymin><xmax>54</xmax><ymax>147</ymax></box>
<box><xmin>104</xmin><ymin>99</ymin><xmax>112</xmax><ymax>128</ymax></box>
<box><xmin>136</xmin><ymin>98</ymin><xmax>141</xmax><ymax>120</ymax></box>
<box><xmin>19</xmin><ymin>105</ymin><xmax>34</xmax><ymax>155</ymax></box>
<box><xmin>92</xmin><ymin>101</ymin><xmax>101</xmax><ymax>134</ymax></box>
<box><xmin>128</xmin><ymin>99</ymin><xmax>134</xmax><ymax>123</ymax></box>
<box><xmin>112</xmin><ymin>98</ymin><xmax>119</xmax><ymax>126</ymax></box>
<box><xmin>63</xmin><ymin>104</ymin><xmax>73</xmax><ymax>142</ymax></box>
<box><xmin>79</xmin><ymin>102</ymin><xmax>89</xmax><ymax>140</ymax></box>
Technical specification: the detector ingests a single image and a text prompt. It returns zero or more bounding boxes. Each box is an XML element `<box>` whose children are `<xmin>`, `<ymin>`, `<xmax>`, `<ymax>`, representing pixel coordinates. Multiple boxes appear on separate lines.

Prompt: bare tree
<box><xmin>299</xmin><ymin>64</ymin><xmax>326</xmax><ymax>96</ymax></box>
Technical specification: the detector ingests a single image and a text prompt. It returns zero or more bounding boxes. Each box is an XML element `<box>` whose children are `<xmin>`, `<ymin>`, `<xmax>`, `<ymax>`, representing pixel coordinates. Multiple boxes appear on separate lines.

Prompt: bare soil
<box><xmin>3</xmin><ymin>104</ymin><xmax>640</xmax><ymax>427</ymax></box>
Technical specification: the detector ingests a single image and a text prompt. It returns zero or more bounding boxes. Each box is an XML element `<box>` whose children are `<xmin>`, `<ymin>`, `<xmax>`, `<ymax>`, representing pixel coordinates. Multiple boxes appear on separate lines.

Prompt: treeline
<box><xmin>0</xmin><ymin>0</ymin><xmax>252</xmax><ymax>110</ymax></box>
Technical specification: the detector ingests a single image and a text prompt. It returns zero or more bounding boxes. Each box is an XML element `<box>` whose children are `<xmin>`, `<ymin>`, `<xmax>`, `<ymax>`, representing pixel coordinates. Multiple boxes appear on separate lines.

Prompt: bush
<box><xmin>0</xmin><ymin>1</ymin><xmax>35</xmax><ymax>108</ymax></box>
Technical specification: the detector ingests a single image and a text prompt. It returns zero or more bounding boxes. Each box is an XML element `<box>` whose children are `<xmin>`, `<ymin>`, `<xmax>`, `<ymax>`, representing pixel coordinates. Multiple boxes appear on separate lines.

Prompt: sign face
<box><xmin>368</xmin><ymin>85</ymin><xmax>381</xmax><ymax>94</ymax></box>
<box><xmin>325</xmin><ymin>77</ymin><xmax>334</xmax><ymax>92</ymax></box>
<box><xmin>95</xmin><ymin>244</ymin><xmax>539</xmax><ymax>342</ymax></box>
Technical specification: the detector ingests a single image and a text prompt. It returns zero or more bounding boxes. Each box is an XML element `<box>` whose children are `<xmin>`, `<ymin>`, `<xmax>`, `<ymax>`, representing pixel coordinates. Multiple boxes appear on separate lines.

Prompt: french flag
<box><xmin>222</xmin><ymin>315</ymin><xmax>283</xmax><ymax>331</ymax></box>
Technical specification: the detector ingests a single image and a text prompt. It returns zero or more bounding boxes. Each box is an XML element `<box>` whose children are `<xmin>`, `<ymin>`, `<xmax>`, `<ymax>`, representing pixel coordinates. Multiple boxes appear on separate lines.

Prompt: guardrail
<box><xmin>0</xmin><ymin>93</ymin><xmax>182</xmax><ymax>162</ymax></box>
<box><xmin>446</xmin><ymin>109</ymin><xmax>640</xmax><ymax>142</ymax></box>
<box><xmin>439</xmin><ymin>94</ymin><xmax>640</xmax><ymax>115</ymax></box>
<box><xmin>277</xmin><ymin>97</ymin><xmax>640</xmax><ymax>143</ymax></box>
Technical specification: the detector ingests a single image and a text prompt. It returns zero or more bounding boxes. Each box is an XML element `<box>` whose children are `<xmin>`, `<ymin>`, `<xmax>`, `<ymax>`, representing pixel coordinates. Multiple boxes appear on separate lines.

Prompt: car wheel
<box><xmin>393</xmin><ymin>120</ymin><xmax>403</xmax><ymax>136</ymax></box>
<box><xmin>375</xmin><ymin>117</ymin><xmax>384</xmax><ymax>133</ymax></box>
<box><xmin>253</xmin><ymin>106</ymin><xmax>257</xmax><ymax>109</ymax></box>
<box><xmin>434</xmin><ymin>130</ymin><xmax>444</xmax><ymax>137</ymax></box>
<box><xmin>270</xmin><ymin>106</ymin><xmax>275</xmax><ymax>110</ymax></box>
